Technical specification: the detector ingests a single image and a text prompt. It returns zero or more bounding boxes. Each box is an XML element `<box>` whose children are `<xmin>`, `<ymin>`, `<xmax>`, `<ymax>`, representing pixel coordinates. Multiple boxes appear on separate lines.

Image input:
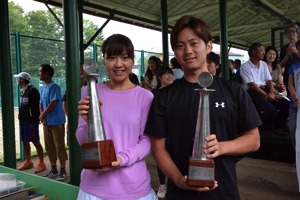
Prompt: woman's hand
<box><xmin>78</xmin><ymin>96</ymin><xmax>103</xmax><ymax>122</ymax></box>
<box><xmin>88</xmin><ymin>156</ymin><xmax>122</xmax><ymax>172</ymax></box>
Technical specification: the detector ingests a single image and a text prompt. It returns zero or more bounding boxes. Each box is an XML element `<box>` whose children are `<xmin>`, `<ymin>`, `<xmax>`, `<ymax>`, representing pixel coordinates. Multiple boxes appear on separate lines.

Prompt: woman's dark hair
<box><xmin>263</xmin><ymin>46</ymin><xmax>278</xmax><ymax>70</ymax></box>
<box><xmin>156</xmin><ymin>66</ymin><xmax>173</xmax><ymax>88</ymax></box>
<box><xmin>101</xmin><ymin>34</ymin><xmax>134</xmax><ymax>60</ymax></box>
<box><xmin>40</xmin><ymin>64</ymin><xmax>54</xmax><ymax>78</ymax></box>
<box><xmin>170</xmin><ymin>15</ymin><xmax>212</xmax><ymax>51</ymax></box>
<box><xmin>145</xmin><ymin>56</ymin><xmax>162</xmax><ymax>83</ymax></box>
<box><xmin>170</xmin><ymin>57</ymin><xmax>182</xmax><ymax>69</ymax></box>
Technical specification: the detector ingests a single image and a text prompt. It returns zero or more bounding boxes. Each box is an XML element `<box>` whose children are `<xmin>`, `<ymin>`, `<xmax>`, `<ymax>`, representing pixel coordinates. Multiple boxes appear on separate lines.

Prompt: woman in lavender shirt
<box><xmin>76</xmin><ymin>34</ymin><xmax>156</xmax><ymax>200</ymax></box>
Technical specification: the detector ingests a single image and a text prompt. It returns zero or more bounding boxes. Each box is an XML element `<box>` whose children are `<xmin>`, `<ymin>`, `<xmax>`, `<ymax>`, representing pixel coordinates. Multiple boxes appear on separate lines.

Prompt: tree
<box><xmin>8</xmin><ymin>2</ymin><xmax>32</xmax><ymax>35</ymax></box>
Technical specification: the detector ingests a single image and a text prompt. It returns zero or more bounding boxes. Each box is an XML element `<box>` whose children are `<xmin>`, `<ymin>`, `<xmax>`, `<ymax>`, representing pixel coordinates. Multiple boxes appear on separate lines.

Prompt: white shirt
<box><xmin>240</xmin><ymin>59</ymin><xmax>272</xmax><ymax>90</ymax></box>
<box><xmin>173</xmin><ymin>68</ymin><xmax>184</xmax><ymax>80</ymax></box>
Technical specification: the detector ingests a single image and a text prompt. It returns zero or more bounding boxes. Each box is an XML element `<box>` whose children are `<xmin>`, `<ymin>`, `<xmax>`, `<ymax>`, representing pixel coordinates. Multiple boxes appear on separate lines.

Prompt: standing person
<box><xmin>151</xmin><ymin>66</ymin><xmax>174</xmax><ymax>199</ymax></box>
<box><xmin>38</xmin><ymin>64</ymin><xmax>68</xmax><ymax>181</ymax></box>
<box><xmin>76</xmin><ymin>34</ymin><xmax>156</xmax><ymax>200</ymax></box>
<box><xmin>280</xmin><ymin>23</ymin><xmax>300</xmax><ymax>97</ymax></box>
<box><xmin>170</xmin><ymin>57</ymin><xmax>183</xmax><ymax>80</ymax></box>
<box><xmin>145</xmin><ymin>15</ymin><xmax>261</xmax><ymax>200</ymax></box>
<box><xmin>140</xmin><ymin>56</ymin><xmax>162</xmax><ymax>90</ymax></box>
<box><xmin>235</xmin><ymin>59</ymin><xmax>242</xmax><ymax>75</ymax></box>
<box><xmin>14</xmin><ymin>72</ymin><xmax>46</xmax><ymax>173</ymax></box>
<box><xmin>263</xmin><ymin>46</ymin><xmax>287</xmax><ymax>96</ymax></box>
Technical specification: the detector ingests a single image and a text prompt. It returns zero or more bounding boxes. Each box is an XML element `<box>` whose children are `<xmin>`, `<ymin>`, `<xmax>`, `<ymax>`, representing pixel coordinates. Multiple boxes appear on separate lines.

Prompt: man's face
<box><xmin>38</xmin><ymin>67</ymin><xmax>46</xmax><ymax>81</ymax></box>
<box><xmin>286</xmin><ymin>27</ymin><xmax>298</xmax><ymax>41</ymax></box>
<box><xmin>174</xmin><ymin>28</ymin><xmax>212</xmax><ymax>73</ymax></box>
<box><xmin>253</xmin><ymin>45</ymin><xmax>265</xmax><ymax>61</ymax></box>
<box><xmin>207</xmin><ymin>59</ymin><xmax>218</xmax><ymax>76</ymax></box>
<box><xmin>17</xmin><ymin>77</ymin><xmax>22</xmax><ymax>86</ymax></box>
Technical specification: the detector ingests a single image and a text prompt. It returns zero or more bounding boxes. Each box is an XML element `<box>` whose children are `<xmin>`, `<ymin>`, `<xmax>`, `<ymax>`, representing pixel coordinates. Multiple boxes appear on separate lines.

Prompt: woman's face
<box><xmin>159</xmin><ymin>72</ymin><xmax>174</xmax><ymax>87</ymax></box>
<box><xmin>266</xmin><ymin>49</ymin><xmax>276</xmax><ymax>64</ymax></box>
<box><xmin>148</xmin><ymin>59</ymin><xmax>157</xmax><ymax>71</ymax></box>
<box><xmin>104</xmin><ymin>51</ymin><xmax>133</xmax><ymax>83</ymax></box>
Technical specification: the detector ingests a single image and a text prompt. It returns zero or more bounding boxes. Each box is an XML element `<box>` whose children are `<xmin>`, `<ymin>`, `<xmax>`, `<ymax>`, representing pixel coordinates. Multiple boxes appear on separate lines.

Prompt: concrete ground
<box><xmin>17</xmin><ymin>151</ymin><xmax>300</xmax><ymax>200</ymax></box>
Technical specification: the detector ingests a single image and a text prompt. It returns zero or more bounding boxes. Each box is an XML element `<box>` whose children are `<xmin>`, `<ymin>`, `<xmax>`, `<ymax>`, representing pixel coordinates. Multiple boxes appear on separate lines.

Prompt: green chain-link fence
<box><xmin>0</xmin><ymin>32</ymin><xmax>174</xmax><ymax>163</ymax></box>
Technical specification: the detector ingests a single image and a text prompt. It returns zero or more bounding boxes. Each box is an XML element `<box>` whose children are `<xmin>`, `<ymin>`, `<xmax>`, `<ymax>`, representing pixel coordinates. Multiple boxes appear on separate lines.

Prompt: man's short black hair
<box><xmin>40</xmin><ymin>64</ymin><xmax>54</xmax><ymax>78</ymax></box>
<box><xmin>207</xmin><ymin>52</ymin><xmax>220</xmax><ymax>66</ymax></box>
<box><xmin>248</xmin><ymin>42</ymin><xmax>263</xmax><ymax>57</ymax></box>
<box><xmin>234</xmin><ymin>59</ymin><xmax>241</xmax><ymax>67</ymax></box>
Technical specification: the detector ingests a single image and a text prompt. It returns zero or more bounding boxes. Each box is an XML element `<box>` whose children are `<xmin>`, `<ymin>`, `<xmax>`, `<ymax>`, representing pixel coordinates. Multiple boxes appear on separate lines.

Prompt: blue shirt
<box><xmin>40</xmin><ymin>81</ymin><xmax>66</xmax><ymax>125</ymax></box>
<box><xmin>288</xmin><ymin>61</ymin><xmax>300</xmax><ymax>110</ymax></box>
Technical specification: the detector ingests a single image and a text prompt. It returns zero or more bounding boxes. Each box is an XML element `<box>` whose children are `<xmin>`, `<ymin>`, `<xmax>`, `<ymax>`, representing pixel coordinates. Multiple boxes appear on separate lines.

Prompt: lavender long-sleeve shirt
<box><xmin>76</xmin><ymin>83</ymin><xmax>154</xmax><ymax>200</ymax></box>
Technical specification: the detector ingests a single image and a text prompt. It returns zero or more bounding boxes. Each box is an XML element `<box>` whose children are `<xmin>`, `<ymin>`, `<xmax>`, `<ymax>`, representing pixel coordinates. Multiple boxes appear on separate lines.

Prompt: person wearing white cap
<box><xmin>14</xmin><ymin>72</ymin><xmax>46</xmax><ymax>173</ymax></box>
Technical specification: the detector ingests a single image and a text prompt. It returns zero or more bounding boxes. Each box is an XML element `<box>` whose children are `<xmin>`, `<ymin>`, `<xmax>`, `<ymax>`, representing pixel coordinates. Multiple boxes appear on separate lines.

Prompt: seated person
<box><xmin>207</xmin><ymin>52</ymin><xmax>220</xmax><ymax>76</ymax></box>
<box><xmin>240</xmin><ymin>42</ymin><xmax>289</xmax><ymax>135</ymax></box>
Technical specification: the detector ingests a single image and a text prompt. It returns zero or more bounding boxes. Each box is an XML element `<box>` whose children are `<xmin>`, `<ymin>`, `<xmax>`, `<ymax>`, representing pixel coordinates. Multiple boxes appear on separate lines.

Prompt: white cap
<box><xmin>14</xmin><ymin>72</ymin><xmax>31</xmax><ymax>81</ymax></box>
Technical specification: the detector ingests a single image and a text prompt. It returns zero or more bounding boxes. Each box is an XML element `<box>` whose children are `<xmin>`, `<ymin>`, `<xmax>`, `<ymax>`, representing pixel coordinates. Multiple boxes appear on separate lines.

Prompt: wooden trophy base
<box><xmin>81</xmin><ymin>140</ymin><xmax>117</xmax><ymax>169</ymax></box>
<box><xmin>187</xmin><ymin>157</ymin><xmax>215</xmax><ymax>188</ymax></box>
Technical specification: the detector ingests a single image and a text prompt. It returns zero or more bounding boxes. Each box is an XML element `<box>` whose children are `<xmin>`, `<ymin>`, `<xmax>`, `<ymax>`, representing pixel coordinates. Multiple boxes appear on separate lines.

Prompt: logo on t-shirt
<box><xmin>215</xmin><ymin>102</ymin><xmax>225</xmax><ymax>108</ymax></box>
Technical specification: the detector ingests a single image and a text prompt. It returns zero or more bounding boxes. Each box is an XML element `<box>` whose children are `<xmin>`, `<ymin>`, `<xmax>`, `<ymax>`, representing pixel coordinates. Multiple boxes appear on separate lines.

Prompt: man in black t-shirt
<box><xmin>280</xmin><ymin>23</ymin><xmax>300</xmax><ymax>97</ymax></box>
<box><xmin>145</xmin><ymin>15</ymin><xmax>261</xmax><ymax>200</ymax></box>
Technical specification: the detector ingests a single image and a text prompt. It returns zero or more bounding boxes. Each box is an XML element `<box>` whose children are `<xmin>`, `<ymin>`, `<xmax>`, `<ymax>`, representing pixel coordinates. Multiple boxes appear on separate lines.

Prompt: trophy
<box><xmin>187</xmin><ymin>72</ymin><xmax>215</xmax><ymax>188</ymax></box>
<box><xmin>81</xmin><ymin>59</ymin><xmax>117</xmax><ymax>169</ymax></box>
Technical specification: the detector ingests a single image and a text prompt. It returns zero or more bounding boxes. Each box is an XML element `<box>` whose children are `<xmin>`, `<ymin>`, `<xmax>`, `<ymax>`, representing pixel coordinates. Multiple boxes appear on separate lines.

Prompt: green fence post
<box><xmin>219</xmin><ymin>0</ymin><xmax>229</xmax><ymax>80</ymax></box>
<box><xmin>0</xmin><ymin>0</ymin><xmax>16</xmax><ymax>169</ymax></box>
<box><xmin>15</xmin><ymin>32</ymin><xmax>25</xmax><ymax>161</ymax></box>
<box><xmin>141</xmin><ymin>50</ymin><xmax>145</xmax><ymax>76</ymax></box>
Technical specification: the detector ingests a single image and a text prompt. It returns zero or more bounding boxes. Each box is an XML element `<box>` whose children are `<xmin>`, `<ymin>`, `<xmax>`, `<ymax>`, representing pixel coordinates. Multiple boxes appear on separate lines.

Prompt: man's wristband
<box><xmin>270</xmin><ymin>89</ymin><xmax>276</xmax><ymax>93</ymax></box>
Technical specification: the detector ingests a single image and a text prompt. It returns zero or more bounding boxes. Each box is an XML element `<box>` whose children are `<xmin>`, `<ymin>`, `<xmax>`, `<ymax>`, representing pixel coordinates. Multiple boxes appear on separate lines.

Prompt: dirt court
<box><xmin>16</xmin><ymin>150</ymin><xmax>300</xmax><ymax>200</ymax></box>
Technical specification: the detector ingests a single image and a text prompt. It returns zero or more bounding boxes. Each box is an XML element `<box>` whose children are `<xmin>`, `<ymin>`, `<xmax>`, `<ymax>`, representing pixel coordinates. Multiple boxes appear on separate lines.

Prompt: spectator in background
<box><xmin>263</xmin><ymin>46</ymin><xmax>287</xmax><ymax>97</ymax></box>
<box><xmin>240</xmin><ymin>42</ymin><xmax>289</xmax><ymax>135</ymax></box>
<box><xmin>39</xmin><ymin>64</ymin><xmax>68</xmax><ymax>181</ymax></box>
<box><xmin>140</xmin><ymin>56</ymin><xmax>162</xmax><ymax>90</ymax></box>
<box><xmin>14</xmin><ymin>72</ymin><xmax>46</xmax><ymax>173</ymax></box>
<box><xmin>280</xmin><ymin>23</ymin><xmax>300</xmax><ymax>97</ymax></box>
<box><xmin>235</xmin><ymin>59</ymin><xmax>241</xmax><ymax>75</ymax></box>
<box><xmin>170</xmin><ymin>57</ymin><xmax>183</xmax><ymax>80</ymax></box>
<box><xmin>151</xmin><ymin>66</ymin><xmax>174</xmax><ymax>199</ymax></box>
<box><xmin>129</xmin><ymin>72</ymin><xmax>139</xmax><ymax>85</ymax></box>
<box><xmin>228</xmin><ymin>59</ymin><xmax>234</xmax><ymax>73</ymax></box>
<box><xmin>207</xmin><ymin>52</ymin><xmax>220</xmax><ymax>76</ymax></box>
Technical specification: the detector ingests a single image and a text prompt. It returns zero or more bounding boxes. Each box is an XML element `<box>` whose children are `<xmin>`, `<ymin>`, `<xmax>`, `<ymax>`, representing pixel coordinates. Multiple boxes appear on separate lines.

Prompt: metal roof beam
<box><xmin>168</xmin><ymin>0</ymin><xmax>240</xmax><ymax>22</ymax></box>
<box><xmin>168</xmin><ymin>0</ymin><xmax>188</xmax><ymax>16</ymax></box>
<box><xmin>89</xmin><ymin>0</ymin><xmax>156</xmax><ymax>20</ymax></box>
<box><xmin>229</xmin><ymin>29</ymin><xmax>270</xmax><ymax>38</ymax></box>
<box><xmin>245</xmin><ymin>0</ymin><xmax>292</xmax><ymax>23</ymax></box>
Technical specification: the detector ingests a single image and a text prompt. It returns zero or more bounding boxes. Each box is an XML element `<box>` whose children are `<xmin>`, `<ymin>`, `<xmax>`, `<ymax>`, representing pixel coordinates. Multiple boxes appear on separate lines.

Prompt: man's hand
<box><xmin>176</xmin><ymin>175</ymin><xmax>218</xmax><ymax>191</ymax></box>
<box><xmin>39</xmin><ymin>113</ymin><xmax>45</xmax><ymax>122</ymax></box>
<box><xmin>88</xmin><ymin>156</ymin><xmax>122</xmax><ymax>172</ymax></box>
<box><xmin>41</xmin><ymin>118</ymin><xmax>47</xmax><ymax>126</ymax></box>
<box><xmin>78</xmin><ymin>96</ymin><xmax>103</xmax><ymax>122</ymax></box>
<box><xmin>266</xmin><ymin>91</ymin><xmax>276</xmax><ymax>101</ymax></box>
<box><xmin>203</xmin><ymin>134</ymin><xmax>220</xmax><ymax>159</ymax></box>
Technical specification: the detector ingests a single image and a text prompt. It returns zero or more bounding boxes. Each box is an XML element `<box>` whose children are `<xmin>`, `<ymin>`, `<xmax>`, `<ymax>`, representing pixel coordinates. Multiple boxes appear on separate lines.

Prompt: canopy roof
<box><xmin>34</xmin><ymin>0</ymin><xmax>300</xmax><ymax>50</ymax></box>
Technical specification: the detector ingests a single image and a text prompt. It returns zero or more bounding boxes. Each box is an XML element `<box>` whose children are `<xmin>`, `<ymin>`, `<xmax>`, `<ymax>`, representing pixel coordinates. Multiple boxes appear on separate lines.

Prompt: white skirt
<box><xmin>77</xmin><ymin>188</ymin><xmax>158</xmax><ymax>200</ymax></box>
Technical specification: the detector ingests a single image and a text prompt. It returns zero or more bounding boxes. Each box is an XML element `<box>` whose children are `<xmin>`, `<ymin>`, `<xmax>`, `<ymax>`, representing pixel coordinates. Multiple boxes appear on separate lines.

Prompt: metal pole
<box><xmin>78</xmin><ymin>0</ymin><xmax>84</xmax><ymax>63</ymax></box>
<box><xmin>141</xmin><ymin>50</ymin><xmax>145</xmax><ymax>75</ymax></box>
<box><xmin>219</xmin><ymin>0</ymin><xmax>229</xmax><ymax>80</ymax></box>
<box><xmin>0</xmin><ymin>0</ymin><xmax>16</xmax><ymax>168</ymax></box>
<box><xmin>271</xmin><ymin>29</ymin><xmax>275</xmax><ymax>47</ymax></box>
<box><xmin>160</xmin><ymin>0</ymin><xmax>169</xmax><ymax>66</ymax></box>
<box><xmin>63</xmin><ymin>0</ymin><xmax>82</xmax><ymax>186</ymax></box>
<box><xmin>280</xmin><ymin>32</ymin><xmax>284</xmax><ymax>48</ymax></box>
<box><xmin>15</xmin><ymin>32</ymin><xmax>25</xmax><ymax>161</ymax></box>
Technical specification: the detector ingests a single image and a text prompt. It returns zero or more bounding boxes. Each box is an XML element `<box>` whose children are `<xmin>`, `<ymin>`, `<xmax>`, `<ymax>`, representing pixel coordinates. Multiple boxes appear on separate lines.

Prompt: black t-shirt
<box><xmin>145</xmin><ymin>76</ymin><xmax>262</xmax><ymax>200</ymax></box>
<box><xmin>280</xmin><ymin>40</ymin><xmax>300</xmax><ymax>86</ymax></box>
<box><xmin>62</xmin><ymin>90</ymin><xmax>67</xmax><ymax>102</ymax></box>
